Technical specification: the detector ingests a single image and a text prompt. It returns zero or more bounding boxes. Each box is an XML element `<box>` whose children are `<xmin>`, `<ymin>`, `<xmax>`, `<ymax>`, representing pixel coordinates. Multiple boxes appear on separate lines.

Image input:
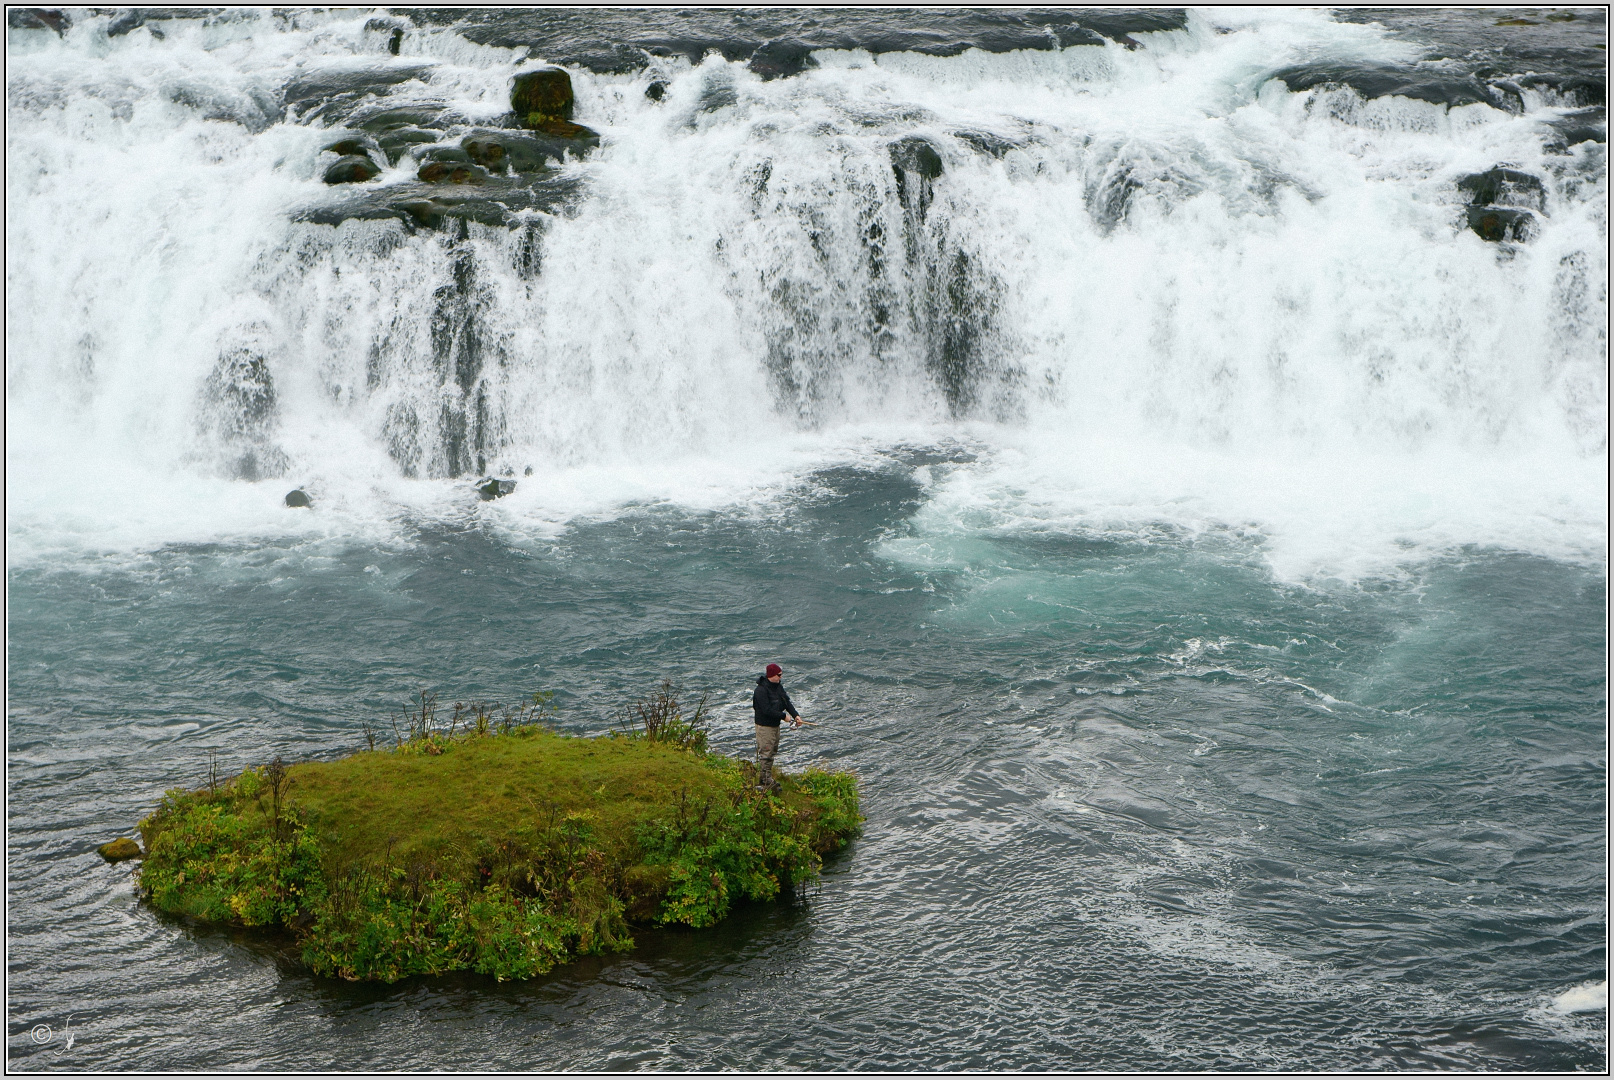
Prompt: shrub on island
<box><xmin>135</xmin><ymin>686</ymin><xmax>860</xmax><ymax>982</ymax></box>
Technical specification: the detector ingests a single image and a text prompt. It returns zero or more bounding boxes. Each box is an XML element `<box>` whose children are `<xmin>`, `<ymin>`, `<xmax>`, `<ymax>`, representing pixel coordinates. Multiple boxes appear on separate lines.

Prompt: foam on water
<box><xmin>1551</xmin><ymin>980</ymin><xmax>1609</xmax><ymax>1014</ymax></box>
<box><xmin>6</xmin><ymin>8</ymin><xmax>1606</xmax><ymax>582</ymax></box>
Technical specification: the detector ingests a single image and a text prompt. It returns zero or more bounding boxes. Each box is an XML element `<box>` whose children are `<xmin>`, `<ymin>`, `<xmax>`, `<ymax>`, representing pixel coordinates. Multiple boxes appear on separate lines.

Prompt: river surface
<box><xmin>6</xmin><ymin>6</ymin><xmax>1607</xmax><ymax>1071</ymax></box>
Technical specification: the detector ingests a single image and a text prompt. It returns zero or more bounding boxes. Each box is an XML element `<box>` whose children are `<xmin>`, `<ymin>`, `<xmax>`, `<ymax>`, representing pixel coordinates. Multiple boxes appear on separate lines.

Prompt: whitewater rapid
<box><xmin>6</xmin><ymin>7</ymin><xmax>1607</xmax><ymax>581</ymax></box>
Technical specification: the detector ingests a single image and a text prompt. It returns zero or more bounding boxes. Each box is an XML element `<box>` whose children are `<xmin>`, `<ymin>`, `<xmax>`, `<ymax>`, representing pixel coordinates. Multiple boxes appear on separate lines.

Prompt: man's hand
<box><xmin>791</xmin><ymin>716</ymin><xmax>804</xmax><ymax>727</ymax></box>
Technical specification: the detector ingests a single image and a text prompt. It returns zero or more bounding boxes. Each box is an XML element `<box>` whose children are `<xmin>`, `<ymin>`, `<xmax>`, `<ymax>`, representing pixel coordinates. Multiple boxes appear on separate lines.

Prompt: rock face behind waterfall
<box><xmin>199</xmin><ymin>344</ymin><xmax>288</xmax><ymax>481</ymax></box>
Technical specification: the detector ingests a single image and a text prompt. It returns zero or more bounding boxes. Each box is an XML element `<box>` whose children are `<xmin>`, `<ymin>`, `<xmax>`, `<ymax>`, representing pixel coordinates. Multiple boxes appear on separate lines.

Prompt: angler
<box><xmin>751</xmin><ymin>663</ymin><xmax>803</xmax><ymax>794</ymax></box>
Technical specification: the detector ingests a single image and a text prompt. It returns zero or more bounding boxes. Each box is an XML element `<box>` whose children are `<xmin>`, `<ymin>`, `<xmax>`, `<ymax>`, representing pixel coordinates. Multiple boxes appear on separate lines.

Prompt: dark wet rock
<box><xmin>106</xmin><ymin>7</ymin><xmax>220</xmax><ymax>38</ymax></box>
<box><xmin>296</xmin><ymin>174</ymin><xmax>586</xmax><ymax>231</ymax></box>
<box><xmin>365</xmin><ymin>15</ymin><xmax>408</xmax><ymax>55</ymax></box>
<box><xmin>953</xmin><ymin>129</ymin><xmax>1023</xmax><ymax>158</ymax></box>
<box><xmin>282</xmin><ymin>62</ymin><xmax>437</xmax><ymax>124</ymax></box>
<box><xmin>324</xmin><ymin>154</ymin><xmax>381</xmax><ymax>184</ymax></box>
<box><xmin>462</xmin><ymin>130</ymin><xmax>567</xmax><ymax>172</ymax></box>
<box><xmin>419</xmin><ymin>160</ymin><xmax>489</xmax><ymax>185</ymax></box>
<box><xmin>523</xmin><ymin>116</ymin><xmax>600</xmax><ymax>148</ymax></box>
<box><xmin>207</xmin><ymin>347</ymin><xmax>276</xmax><ymax>435</ymax></box>
<box><xmin>511</xmin><ymin>66</ymin><xmax>575</xmax><ymax>120</ymax></box>
<box><xmin>1466</xmin><ymin>205</ymin><xmax>1536</xmax><ymax>242</ymax></box>
<box><xmin>1458</xmin><ymin>166</ymin><xmax>1545</xmax><ymax>211</ymax></box>
<box><xmin>284</xmin><ymin>489</ymin><xmax>312</xmax><ymax>508</ymax></box>
<box><xmin>409</xmin><ymin>9</ymin><xmax>1187</xmax><ymax>72</ymax></box>
<box><xmin>477</xmin><ymin>477</ymin><xmax>516</xmax><ymax>501</ymax></box>
<box><xmin>891</xmin><ymin>136</ymin><xmax>944</xmax><ymax>218</ymax></box>
<box><xmin>98</xmin><ymin>837</ymin><xmax>142</xmax><ymax>862</ymax></box>
<box><xmin>8</xmin><ymin>8</ymin><xmax>70</xmax><ymax>34</ymax></box>
<box><xmin>1543</xmin><ymin>106</ymin><xmax>1607</xmax><ymax>149</ymax></box>
<box><xmin>748</xmin><ymin>38</ymin><xmax>818</xmax><ymax>81</ymax></box>
<box><xmin>1274</xmin><ymin>62</ymin><xmax>1502</xmax><ymax>109</ymax></box>
<box><xmin>350</xmin><ymin>105</ymin><xmax>454</xmax><ymax>164</ymax></box>
<box><xmin>645</xmin><ymin>80</ymin><xmax>668</xmax><ymax>102</ymax></box>
<box><xmin>1516</xmin><ymin>72</ymin><xmax>1606</xmax><ymax>108</ymax></box>
<box><xmin>323</xmin><ymin>136</ymin><xmax>381</xmax><ymax>159</ymax></box>
<box><xmin>524</xmin><ymin>466</ymin><xmax>534</xmax><ymax>476</ymax></box>
<box><xmin>697</xmin><ymin>71</ymin><xmax>739</xmax><ymax>114</ymax></box>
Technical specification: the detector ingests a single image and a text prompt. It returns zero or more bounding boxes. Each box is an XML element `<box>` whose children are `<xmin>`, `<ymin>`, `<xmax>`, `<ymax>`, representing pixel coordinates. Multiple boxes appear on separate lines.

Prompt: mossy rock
<box><xmin>324</xmin><ymin>155</ymin><xmax>380</xmax><ymax>184</ymax></box>
<box><xmin>419</xmin><ymin>162</ymin><xmax>489</xmax><ymax>185</ymax></box>
<box><xmin>461</xmin><ymin>131</ymin><xmax>563</xmax><ymax>173</ymax></box>
<box><xmin>1466</xmin><ymin>205</ymin><xmax>1536</xmax><ymax>243</ymax></box>
<box><xmin>477</xmin><ymin>477</ymin><xmax>516</xmax><ymax>500</ymax></box>
<box><xmin>511</xmin><ymin>67</ymin><xmax>574</xmax><ymax>121</ymax></box>
<box><xmin>99</xmin><ymin>837</ymin><xmax>142</xmax><ymax>862</ymax></box>
<box><xmin>524</xmin><ymin>115</ymin><xmax>600</xmax><ymax>143</ymax></box>
<box><xmin>322</xmin><ymin>136</ymin><xmax>381</xmax><ymax>159</ymax></box>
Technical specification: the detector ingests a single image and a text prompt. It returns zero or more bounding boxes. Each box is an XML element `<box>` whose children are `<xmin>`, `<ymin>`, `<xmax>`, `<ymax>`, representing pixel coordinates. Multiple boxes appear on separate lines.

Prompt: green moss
<box><xmin>136</xmin><ymin>704</ymin><xmax>861</xmax><ymax>983</ymax></box>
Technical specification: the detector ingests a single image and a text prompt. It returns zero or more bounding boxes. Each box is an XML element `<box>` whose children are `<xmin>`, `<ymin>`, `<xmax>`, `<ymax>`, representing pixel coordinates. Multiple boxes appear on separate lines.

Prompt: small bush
<box><xmin>622</xmin><ymin>680</ymin><xmax>710</xmax><ymax>753</ymax></box>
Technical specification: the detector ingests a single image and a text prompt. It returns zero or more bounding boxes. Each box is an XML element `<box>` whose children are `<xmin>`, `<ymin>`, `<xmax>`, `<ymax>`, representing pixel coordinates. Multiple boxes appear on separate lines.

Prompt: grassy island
<box><xmin>136</xmin><ymin>688</ymin><xmax>861</xmax><ymax>982</ymax></box>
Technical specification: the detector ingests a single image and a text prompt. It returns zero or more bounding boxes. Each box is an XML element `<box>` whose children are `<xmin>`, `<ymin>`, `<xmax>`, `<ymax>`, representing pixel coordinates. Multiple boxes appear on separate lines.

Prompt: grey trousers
<box><xmin>755</xmin><ymin>723</ymin><xmax>781</xmax><ymax>787</ymax></box>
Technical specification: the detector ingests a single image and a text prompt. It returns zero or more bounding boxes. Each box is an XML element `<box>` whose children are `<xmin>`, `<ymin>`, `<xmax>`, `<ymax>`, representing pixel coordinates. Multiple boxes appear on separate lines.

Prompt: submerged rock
<box><xmin>1457</xmin><ymin>166</ymin><xmax>1546</xmax><ymax>211</ymax></box>
<box><xmin>890</xmin><ymin>136</ymin><xmax>944</xmax><ymax>218</ymax></box>
<box><xmin>282</xmin><ymin>62</ymin><xmax>436</xmax><ymax>124</ymax></box>
<box><xmin>1458</xmin><ymin>166</ymin><xmax>1545</xmax><ymax>242</ymax></box>
<box><xmin>645</xmin><ymin>80</ymin><xmax>668</xmax><ymax>102</ymax></box>
<box><xmin>284</xmin><ymin>489</ymin><xmax>312</xmax><ymax>508</ymax></box>
<box><xmin>323</xmin><ymin>154</ymin><xmax>381</xmax><ymax>184</ymax></box>
<box><xmin>1273</xmin><ymin>62</ymin><xmax>1501</xmax><ymax>109</ymax></box>
<box><xmin>1543</xmin><ymin>106</ymin><xmax>1606</xmax><ymax>150</ymax></box>
<box><xmin>354</xmin><ymin>105</ymin><xmax>451</xmax><ymax>165</ymax></box>
<box><xmin>748</xmin><ymin>38</ymin><xmax>818</xmax><ymax>81</ymax></box>
<box><xmin>296</xmin><ymin>174</ymin><xmax>585</xmax><ymax>231</ymax></box>
<box><xmin>1466</xmin><ymin>205</ymin><xmax>1537</xmax><ymax>242</ymax></box>
<box><xmin>8</xmin><ymin>8</ymin><xmax>70</xmax><ymax>34</ymax></box>
<box><xmin>98</xmin><ymin>837</ymin><xmax>142</xmax><ymax>862</ymax></box>
<box><xmin>477</xmin><ymin>477</ymin><xmax>517</xmax><ymax>501</ymax></box>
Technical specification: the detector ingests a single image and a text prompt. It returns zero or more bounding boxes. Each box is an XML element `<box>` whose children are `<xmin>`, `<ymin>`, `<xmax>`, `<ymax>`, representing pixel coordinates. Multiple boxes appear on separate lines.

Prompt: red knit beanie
<box><xmin>765</xmin><ymin>663</ymin><xmax>782</xmax><ymax>677</ymax></box>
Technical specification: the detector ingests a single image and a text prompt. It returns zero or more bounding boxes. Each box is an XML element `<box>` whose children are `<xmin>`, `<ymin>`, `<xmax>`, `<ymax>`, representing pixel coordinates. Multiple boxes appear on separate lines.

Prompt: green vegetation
<box><xmin>137</xmin><ymin>685</ymin><xmax>861</xmax><ymax>983</ymax></box>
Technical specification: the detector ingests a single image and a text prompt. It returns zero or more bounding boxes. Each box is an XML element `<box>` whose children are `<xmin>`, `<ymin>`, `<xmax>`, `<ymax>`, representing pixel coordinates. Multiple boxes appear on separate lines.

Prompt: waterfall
<box><xmin>6</xmin><ymin>7</ymin><xmax>1605</xmax><ymax>576</ymax></box>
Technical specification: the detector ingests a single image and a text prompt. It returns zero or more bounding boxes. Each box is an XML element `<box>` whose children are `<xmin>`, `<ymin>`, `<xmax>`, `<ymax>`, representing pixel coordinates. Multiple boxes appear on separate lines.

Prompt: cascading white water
<box><xmin>6</xmin><ymin>7</ymin><xmax>1606</xmax><ymax>578</ymax></box>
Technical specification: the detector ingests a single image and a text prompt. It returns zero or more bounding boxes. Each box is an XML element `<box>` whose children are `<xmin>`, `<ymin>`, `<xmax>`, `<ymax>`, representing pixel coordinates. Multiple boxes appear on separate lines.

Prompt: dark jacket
<box><xmin>752</xmin><ymin>675</ymin><xmax>798</xmax><ymax>727</ymax></box>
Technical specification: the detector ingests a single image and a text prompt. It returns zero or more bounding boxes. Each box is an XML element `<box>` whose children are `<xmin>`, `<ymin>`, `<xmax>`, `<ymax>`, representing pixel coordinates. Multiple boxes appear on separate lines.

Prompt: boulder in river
<box><xmin>477</xmin><ymin>477</ymin><xmax>517</xmax><ymax>501</ymax></box>
<box><xmin>323</xmin><ymin>154</ymin><xmax>381</xmax><ymax>184</ymax></box>
<box><xmin>284</xmin><ymin>489</ymin><xmax>312</xmax><ymax>508</ymax></box>
<box><xmin>510</xmin><ymin>66</ymin><xmax>599</xmax><ymax>147</ymax></box>
<box><xmin>511</xmin><ymin>66</ymin><xmax>575</xmax><ymax>121</ymax></box>
<box><xmin>418</xmin><ymin>161</ymin><xmax>489</xmax><ymax>185</ymax></box>
<box><xmin>98</xmin><ymin>837</ymin><xmax>142</xmax><ymax>862</ymax></box>
<box><xmin>1457</xmin><ymin>166</ymin><xmax>1545</xmax><ymax>212</ymax></box>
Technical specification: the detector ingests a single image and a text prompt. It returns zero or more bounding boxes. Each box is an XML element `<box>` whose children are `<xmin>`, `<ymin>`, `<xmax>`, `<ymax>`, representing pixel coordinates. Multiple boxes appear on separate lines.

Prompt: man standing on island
<box><xmin>752</xmin><ymin>663</ymin><xmax>802</xmax><ymax>794</ymax></box>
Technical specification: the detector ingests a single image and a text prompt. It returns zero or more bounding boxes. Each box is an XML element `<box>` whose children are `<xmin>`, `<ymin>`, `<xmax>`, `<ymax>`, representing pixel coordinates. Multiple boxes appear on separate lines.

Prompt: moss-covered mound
<box><xmin>136</xmin><ymin>705</ymin><xmax>860</xmax><ymax>983</ymax></box>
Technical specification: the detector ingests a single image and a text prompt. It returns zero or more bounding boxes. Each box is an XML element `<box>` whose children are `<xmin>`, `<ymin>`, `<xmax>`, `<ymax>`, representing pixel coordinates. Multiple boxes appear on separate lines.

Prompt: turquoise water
<box><xmin>7</xmin><ymin>459</ymin><xmax>1605</xmax><ymax>1069</ymax></box>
